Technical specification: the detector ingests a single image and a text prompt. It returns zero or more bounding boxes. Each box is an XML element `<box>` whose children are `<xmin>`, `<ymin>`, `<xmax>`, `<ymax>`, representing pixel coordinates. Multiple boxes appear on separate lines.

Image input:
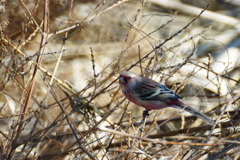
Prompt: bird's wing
<box><xmin>136</xmin><ymin>78</ymin><xmax>181</xmax><ymax>101</ymax></box>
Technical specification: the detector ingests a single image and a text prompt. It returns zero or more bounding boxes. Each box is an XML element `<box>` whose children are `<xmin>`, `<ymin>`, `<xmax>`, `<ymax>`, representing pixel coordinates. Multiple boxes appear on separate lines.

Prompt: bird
<box><xmin>119</xmin><ymin>71</ymin><xmax>213</xmax><ymax>125</ymax></box>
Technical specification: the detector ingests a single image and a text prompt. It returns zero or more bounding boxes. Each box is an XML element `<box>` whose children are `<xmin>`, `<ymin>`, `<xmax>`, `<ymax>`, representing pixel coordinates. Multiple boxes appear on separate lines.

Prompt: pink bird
<box><xmin>119</xmin><ymin>71</ymin><xmax>213</xmax><ymax>125</ymax></box>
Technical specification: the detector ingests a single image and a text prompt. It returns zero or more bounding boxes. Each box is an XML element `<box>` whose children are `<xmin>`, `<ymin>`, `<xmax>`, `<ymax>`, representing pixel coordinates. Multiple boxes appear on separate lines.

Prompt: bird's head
<box><xmin>119</xmin><ymin>71</ymin><xmax>140</xmax><ymax>86</ymax></box>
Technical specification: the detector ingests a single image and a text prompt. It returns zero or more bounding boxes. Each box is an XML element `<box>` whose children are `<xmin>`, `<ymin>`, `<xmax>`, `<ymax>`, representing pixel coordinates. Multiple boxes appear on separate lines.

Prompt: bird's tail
<box><xmin>176</xmin><ymin>105</ymin><xmax>214</xmax><ymax>125</ymax></box>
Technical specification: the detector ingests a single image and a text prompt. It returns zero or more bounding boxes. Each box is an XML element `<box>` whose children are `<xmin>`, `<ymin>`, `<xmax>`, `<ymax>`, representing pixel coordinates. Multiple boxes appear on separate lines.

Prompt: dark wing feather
<box><xmin>136</xmin><ymin>77</ymin><xmax>181</xmax><ymax>101</ymax></box>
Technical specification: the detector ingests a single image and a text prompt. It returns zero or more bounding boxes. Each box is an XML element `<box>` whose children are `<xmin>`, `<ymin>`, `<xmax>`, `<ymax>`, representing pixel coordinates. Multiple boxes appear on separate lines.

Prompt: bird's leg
<box><xmin>141</xmin><ymin>110</ymin><xmax>150</xmax><ymax>124</ymax></box>
<box><xmin>137</xmin><ymin>110</ymin><xmax>150</xmax><ymax>132</ymax></box>
<box><xmin>133</xmin><ymin>110</ymin><xmax>150</xmax><ymax>127</ymax></box>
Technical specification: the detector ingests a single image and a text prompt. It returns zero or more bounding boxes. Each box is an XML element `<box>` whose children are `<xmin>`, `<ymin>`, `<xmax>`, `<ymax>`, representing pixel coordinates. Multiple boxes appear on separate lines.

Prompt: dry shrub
<box><xmin>0</xmin><ymin>0</ymin><xmax>239</xmax><ymax>159</ymax></box>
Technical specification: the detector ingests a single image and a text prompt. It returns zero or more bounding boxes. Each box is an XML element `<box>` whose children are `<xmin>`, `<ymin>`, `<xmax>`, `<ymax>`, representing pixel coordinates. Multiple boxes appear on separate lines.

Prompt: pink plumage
<box><xmin>119</xmin><ymin>71</ymin><xmax>213</xmax><ymax>125</ymax></box>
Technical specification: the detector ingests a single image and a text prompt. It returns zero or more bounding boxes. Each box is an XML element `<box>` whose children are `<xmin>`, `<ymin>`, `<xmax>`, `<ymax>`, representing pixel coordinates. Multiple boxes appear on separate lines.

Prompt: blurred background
<box><xmin>0</xmin><ymin>0</ymin><xmax>239</xmax><ymax>159</ymax></box>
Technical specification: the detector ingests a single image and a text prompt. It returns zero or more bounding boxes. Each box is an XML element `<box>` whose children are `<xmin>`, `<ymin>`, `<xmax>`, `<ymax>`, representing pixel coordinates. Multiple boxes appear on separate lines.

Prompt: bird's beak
<box><xmin>119</xmin><ymin>76</ymin><xmax>126</xmax><ymax>84</ymax></box>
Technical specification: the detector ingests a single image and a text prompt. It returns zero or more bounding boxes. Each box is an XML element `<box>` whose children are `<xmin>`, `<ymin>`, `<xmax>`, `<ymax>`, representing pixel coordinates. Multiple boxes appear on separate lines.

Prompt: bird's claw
<box><xmin>133</xmin><ymin>121</ymin><xmax>143</xmax><ymax>127</ymax></box>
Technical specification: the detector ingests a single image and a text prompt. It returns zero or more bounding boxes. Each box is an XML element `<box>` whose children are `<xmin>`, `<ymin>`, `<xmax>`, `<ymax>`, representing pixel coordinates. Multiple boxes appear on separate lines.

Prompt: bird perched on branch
<box><xmin>119</xmin><ymin>71</ymin><xmax>213</xmax><ymax>125</ymax></box>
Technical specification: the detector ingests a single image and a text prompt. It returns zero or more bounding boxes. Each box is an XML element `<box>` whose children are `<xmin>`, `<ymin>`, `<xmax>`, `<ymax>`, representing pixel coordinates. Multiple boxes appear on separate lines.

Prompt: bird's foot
<box><xmin>133</xmin><ymin>121</ymin><xmax>142</xmax><ymax>127</ymax></box>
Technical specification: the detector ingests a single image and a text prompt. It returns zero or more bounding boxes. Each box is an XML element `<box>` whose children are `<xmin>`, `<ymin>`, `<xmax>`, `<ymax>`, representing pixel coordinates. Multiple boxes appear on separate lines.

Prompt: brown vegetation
<box><xmin>0</xmin><ymin>0</ymin><xmax>239</xmax><ymax>159</ymax></box>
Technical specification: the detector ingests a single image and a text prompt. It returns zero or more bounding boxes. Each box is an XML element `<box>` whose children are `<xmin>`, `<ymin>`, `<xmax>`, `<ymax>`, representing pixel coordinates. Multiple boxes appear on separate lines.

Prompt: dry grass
<box><xmin>0</xmin><ymin>0</ymin><xmax>239</xmax><ymax>159</ymax></box>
